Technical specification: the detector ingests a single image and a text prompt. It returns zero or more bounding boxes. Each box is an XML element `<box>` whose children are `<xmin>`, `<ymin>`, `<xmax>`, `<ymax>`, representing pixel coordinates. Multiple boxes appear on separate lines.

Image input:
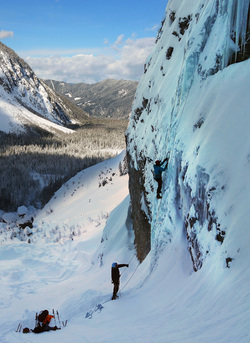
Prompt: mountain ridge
<box><xmin>44</xmin><ymin>78</ymin><xmax>138</xmax><ymax>119</ymax></box>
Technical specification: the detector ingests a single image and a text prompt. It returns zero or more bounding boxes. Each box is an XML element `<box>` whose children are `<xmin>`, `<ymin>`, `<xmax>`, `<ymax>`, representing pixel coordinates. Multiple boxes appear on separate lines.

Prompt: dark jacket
<box><xmin>111</xmin><ymin>264</ymin><xmax>128</xmax><ymax>284</ymax></box>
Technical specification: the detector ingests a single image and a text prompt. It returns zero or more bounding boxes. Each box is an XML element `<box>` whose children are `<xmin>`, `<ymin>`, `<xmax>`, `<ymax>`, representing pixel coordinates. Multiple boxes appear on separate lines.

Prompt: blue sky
<box><xmin>1</xmin><ymin>0</ymin><xmax>168</xmax><ymax>83</ymax></box>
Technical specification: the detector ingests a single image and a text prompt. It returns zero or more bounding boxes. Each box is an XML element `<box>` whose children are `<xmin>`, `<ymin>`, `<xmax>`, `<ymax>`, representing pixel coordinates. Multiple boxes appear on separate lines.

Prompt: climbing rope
<box><xmin>119</xmin><ymin>260</ymin><xmax>140</xmax><ymax>292</ymax></box>
<box><xmin>85</xmin><ymin>255</ymin><xmax>140</xmax><ymax>319</ymax></box>
<box><xmin>120</xmin><ymin>253</ymin><xmax>136</xmax><ymax>276</ymax></box>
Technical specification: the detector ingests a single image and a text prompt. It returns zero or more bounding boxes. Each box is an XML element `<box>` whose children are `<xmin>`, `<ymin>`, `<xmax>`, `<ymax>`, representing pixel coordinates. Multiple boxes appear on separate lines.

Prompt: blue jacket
<box><xmin>154</xmin><ymin>161</ymin><xmax>168</xmax><ymax>179</ymax></box>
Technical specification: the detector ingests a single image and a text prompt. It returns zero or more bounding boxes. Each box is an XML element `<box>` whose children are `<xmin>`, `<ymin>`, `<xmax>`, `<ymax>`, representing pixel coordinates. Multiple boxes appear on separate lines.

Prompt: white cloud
<box><xmin>114</xmin><ymin>34</ymin><xmax>125</xmax><ymax>46</ymax></box>
<box><xmin>0</xmin><ymin>30</ymin><xmax>14</xmax><ymax>39</ymax></box>
<box><xmin>24</xmin><ymin>36</ymin><xmax>156</xmax><ymax>83</ymax></box>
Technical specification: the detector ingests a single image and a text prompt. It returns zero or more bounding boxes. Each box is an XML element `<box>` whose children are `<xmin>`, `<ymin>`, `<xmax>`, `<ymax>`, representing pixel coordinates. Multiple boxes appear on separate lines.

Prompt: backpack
<box><xmin>37</xmin><ymin>310</ymin><xmax>49</xmax><ymax>323</ymax></box>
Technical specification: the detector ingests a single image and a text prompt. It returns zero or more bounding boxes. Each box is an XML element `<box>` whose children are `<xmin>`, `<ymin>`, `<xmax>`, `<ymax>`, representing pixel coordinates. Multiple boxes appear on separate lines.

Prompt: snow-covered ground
<box><xmin>0</xmin><ymin>151</ymin><xmax>250</xmax><ymax>342</ymax></box>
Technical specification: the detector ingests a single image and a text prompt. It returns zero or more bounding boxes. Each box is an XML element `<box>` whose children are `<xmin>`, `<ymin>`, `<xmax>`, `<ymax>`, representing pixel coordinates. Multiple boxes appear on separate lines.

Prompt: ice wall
<box><xmin>126</xmin><ymin>0</ymin><xmax>250</xmax><ymax>269</ymax></box>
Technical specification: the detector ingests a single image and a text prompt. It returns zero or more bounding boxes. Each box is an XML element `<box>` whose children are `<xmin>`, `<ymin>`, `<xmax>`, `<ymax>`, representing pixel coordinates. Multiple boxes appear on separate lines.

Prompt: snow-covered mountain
<box><xmin>0</xmin><ymin>42</ymin><xmax>88</xmax><ymax>134</ymax></box>
<box><xmin>126</xmin><ymin>0</ymin><xmax>250</xmax><ymax>271</ymax></box>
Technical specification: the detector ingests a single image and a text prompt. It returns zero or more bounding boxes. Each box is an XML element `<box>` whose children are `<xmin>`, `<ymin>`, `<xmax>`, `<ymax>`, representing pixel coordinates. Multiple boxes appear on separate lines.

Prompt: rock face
<box><xmin>126</xmin><ymin>0</ymin><xmax>250</xmax><ymax>269</ymax></box>
<box><xmin>44</xmin><ymin>79</ymin><xmax>138</xmax><ymax>119</ymax></box>
<box><xmin>0</xmin><ymin>42</ymin><xmax>88</xmax><ymax>133</ymax></box>
<box><xmin>126</xmin><ymin>152</ymin><xmax>151</xmax><ymax>262</ymax></box>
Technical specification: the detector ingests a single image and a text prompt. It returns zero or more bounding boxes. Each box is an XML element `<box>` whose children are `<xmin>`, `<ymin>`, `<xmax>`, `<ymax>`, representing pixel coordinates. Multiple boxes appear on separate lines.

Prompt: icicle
<box><xmin>226</xmin><ymin>0</ymin><xmax>250</xmax><ymax>65</ymax></box>
<box><xmin>233</xmin><ymin>0</ymin><xmax>249</xmax><ymax>57</ymax></box>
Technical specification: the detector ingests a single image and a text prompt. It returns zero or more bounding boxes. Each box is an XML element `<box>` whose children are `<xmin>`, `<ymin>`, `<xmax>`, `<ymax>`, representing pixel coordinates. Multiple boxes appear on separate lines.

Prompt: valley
<box><xmin>44</xmin><ymin>78</ymin><xmax>138</xmax><ymax>119</ymax></box>
<box><xmin>0</xmin><ymin>117</ymin><xmax>128</xmax><ymax>211</ymax></box>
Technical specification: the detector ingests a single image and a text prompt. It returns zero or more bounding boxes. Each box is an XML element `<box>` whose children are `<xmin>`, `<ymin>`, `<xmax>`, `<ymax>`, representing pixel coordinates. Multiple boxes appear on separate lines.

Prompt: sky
<box><xmin>0</xmin><ymin>0</ymin><xmax>168</xmax><ymax>83</ymax></box>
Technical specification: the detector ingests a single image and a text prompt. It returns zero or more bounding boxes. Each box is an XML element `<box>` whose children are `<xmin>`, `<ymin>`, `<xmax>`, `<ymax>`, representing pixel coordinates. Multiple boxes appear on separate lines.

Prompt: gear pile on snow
<box><xmin>16</xmin><ymin>309</ymin><xmax>67</xmax><ymax>334</ymax></box>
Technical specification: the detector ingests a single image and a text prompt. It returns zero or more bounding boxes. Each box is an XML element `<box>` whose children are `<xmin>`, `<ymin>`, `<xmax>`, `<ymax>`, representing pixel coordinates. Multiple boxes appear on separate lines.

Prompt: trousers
<box><xmin>155</xmin><ymin>178</ymin><xmax>162</xmax><ymax>196</ymax></box>
<box><xmin>112</xmin><ymin>282</ymin><xmax>120</xmax><ymax>299</ymax></box>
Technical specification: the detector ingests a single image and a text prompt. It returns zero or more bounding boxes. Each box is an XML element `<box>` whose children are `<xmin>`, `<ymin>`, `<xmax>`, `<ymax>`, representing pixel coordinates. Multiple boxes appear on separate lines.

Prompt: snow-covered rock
<box><xmin>2</xmin><ymin>212</ymin><xmax>18</xmax><ymax>224</ymax></box>
<box><xmin>17</xmin><ymin>206</ymin><xmax>28</xmax><ymax>217</ymax></box>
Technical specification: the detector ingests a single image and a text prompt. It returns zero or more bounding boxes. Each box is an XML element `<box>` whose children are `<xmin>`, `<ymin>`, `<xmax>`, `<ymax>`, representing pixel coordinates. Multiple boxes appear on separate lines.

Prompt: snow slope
<box><xmin>0</xmin><ymin>150</ymin><xmax>250</xmax><ymax>342</ymax></box>
<box><xmin>0</xmin><ymin>86</ymin><xmax>73</xmax><ymax>134</ymax></box>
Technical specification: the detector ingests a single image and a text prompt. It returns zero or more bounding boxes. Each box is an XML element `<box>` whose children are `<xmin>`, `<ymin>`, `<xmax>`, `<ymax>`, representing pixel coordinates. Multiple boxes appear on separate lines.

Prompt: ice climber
<box><xmin>111</xmin><ymin>262</ymin><xmax>129</xmax><ymax>300</ymax></box>
<box><xmin>153</xmin><ymin>156</ymin><xmax>169</xmax><ymax>199</ymax></box>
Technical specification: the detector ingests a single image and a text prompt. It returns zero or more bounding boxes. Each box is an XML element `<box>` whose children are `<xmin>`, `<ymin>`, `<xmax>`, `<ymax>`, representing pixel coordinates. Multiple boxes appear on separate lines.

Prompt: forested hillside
<box><xmin>44</xmin><ymin>79</ymin><xmax>138</xmax><ymax>119</ymax></box>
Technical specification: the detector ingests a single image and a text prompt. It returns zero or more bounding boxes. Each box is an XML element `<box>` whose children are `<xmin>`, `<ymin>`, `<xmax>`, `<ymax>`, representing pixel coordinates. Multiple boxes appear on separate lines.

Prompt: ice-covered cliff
<box><xmin>126</xmin><ymin>0</ymin><xmax>250</xmax><ymax>270</ymax></box>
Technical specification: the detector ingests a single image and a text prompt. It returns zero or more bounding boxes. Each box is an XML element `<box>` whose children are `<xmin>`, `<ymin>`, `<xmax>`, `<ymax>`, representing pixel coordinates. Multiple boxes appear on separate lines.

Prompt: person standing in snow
<box><xmin>153</xmin><ymin>156</ymin><xmax>169</xmax><ymax>199</ymax></box>
<box><xmin>111</xmin><ymin>262</ymin><xmax>129</xmax><ymax>300</ymax></box>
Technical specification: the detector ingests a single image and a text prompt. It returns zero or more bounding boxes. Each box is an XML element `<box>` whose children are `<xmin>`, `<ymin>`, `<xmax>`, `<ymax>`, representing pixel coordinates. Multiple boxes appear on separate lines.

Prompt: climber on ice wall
<box><xmin>153</xmin><ymin>155</ymin><xmax>169</xmax><ymax>199</ymax></box>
